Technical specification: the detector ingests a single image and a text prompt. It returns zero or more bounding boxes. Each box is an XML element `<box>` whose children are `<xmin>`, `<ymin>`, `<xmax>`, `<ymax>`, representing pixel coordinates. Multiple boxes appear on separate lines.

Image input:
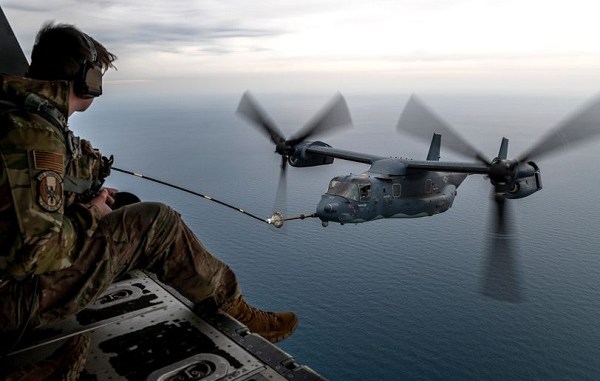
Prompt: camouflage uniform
<box><xmin>0</xmin><ymin>75</ymin><xmax>240</xmax><ymax>334</ymax></box>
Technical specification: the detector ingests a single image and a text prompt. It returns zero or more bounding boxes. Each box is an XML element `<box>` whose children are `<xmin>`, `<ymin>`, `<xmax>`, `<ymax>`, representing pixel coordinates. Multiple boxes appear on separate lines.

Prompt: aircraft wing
<box><xmin>305</xmin><ymin>144</ymin><xmax>386</xmax><ymax>164</ymax></box>
<box><xmin>305</xmin><ymin>143</ymin><xmax>490</xmax><ymax>174</ymax></box>
<box><xmin>404</xmin><ymin>160</ymin><xmax>490</xmax><ymax>174</ymax></box>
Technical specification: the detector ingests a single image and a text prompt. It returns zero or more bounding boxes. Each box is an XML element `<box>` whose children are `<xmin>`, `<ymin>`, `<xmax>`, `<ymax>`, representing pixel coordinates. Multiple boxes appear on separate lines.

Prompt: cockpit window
<box><xmin>327</xmin><ymin>180</ymin><xmax>359</xmax><ymax>201</ymax></box>
<box><xmin>359</xmin><ymin>184</ymin><xmax>371</xmax><ymax>201</ymax></box>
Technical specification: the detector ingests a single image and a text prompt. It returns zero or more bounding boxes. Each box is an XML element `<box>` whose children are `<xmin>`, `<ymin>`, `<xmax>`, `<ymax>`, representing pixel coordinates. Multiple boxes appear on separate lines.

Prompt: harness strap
<box><xmin>22</xmin><ymin>93</ymin><xmax>67</xmax><ymax>130</ymax></box>
<box><xmin>63</xmin><ymin>176</ymin><xmax>94</xmax><ymax>193</ymax></box>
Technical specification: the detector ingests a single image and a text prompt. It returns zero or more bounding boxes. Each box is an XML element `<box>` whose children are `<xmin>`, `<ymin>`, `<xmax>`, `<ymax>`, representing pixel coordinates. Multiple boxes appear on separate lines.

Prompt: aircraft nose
<box><xmin>324</xmin><ymin>203</ymin><xmax>338</xmax><ymax>213</ymax></box>
<box><xmin>316</xmin><ymin>200</ymin><xmax>338</xmax><ymax>218</ymax></box>
<box><xmin>316</xmin><ymin>195</ymin><xmax>352</xmax><ymax>223</ymax></box>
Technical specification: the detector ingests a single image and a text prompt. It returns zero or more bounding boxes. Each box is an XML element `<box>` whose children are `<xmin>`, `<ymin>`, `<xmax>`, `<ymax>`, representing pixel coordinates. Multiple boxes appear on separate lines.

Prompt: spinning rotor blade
<box><xmin>482</xmin><ymin>96</ymin><xmax>600</xmax><ymax>301</ymax></box>
<box><xmin>481</xmin><ymin>196</ymin><xmax>523</xmax><ymax>302</ymax></box>
<box><xmin>276</xmin><ymin>156</ymin><xmax>287</xmax><ymax>199</ymax></box>
<box><xmin>397</xmin><ymin>95</ymin><xmax>491</xmax><ymax>164</ymax></box>
<box><xmin>275</xmin><ymin>155</ymin><xmax>288</xmax><ymax>209</ymax></box>
<box><xmin>398</xmin><ymin>96</ymin><xmax>525</xmax><ymax>301</ymax></box>
<box><xmin>288</xmin><ymin>93</ymin><xmax>353</xmax><ymax>145</ymax></box>
<box><xmin>237</xmin><ymin>91</ymin><xmax>286</xmax><ymax>145</ymax></box>
<box><xmin>518</xmin><ymin>95</ymin><xmax>600</xmax><ymax>162</ymax></box>
<box><xmin>273</xmin><ymin>156</ymin><xmax>288</xmax><ymax>228</ymax></box>
<box><xmin>238</xmin><ymin>92</ymin><xmax>351</xmax><ymax>227</ymax></box>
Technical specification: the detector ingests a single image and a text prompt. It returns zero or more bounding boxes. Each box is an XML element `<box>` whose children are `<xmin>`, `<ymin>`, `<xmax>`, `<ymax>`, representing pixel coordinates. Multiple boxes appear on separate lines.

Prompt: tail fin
<box><xmin>0</xmin><ymin>6</ymin><xmax>29</xmax><ymax>76</ymax></box>
<box><xmin>498</xmin><ymin>137</ymin><xmax>509</xmax><ymax>159</ymax></box>
<box><xmin>427</xmin><ymin>133</ymin><xmax>441</xmax><ymax>161</ymax></box>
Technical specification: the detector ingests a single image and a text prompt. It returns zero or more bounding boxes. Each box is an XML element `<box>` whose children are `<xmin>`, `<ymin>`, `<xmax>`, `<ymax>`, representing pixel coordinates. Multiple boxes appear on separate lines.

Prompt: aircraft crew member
<box><xmin>0</xmin><ymin>22</ymin><xmax>298</xmax><ymax>376</ymax></box>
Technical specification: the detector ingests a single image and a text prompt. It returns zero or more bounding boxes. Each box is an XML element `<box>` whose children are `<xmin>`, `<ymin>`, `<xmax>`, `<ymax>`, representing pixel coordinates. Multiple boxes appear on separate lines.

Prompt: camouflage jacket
<box><xmin>0</xmin><ymin>75</ymin><xmax>109</xmax><ymax>279</ymax></box>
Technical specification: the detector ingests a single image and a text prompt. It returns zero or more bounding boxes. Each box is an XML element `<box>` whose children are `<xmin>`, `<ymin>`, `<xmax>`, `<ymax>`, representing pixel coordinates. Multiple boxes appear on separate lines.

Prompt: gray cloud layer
<box><xmin>4</xmin><ymin>0</ymin><xmax>600</xmax><ymax>95</ymax></box>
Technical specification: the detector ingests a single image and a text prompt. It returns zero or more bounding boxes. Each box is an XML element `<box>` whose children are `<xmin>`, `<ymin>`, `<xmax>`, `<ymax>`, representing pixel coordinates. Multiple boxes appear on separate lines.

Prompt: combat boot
<box><xmin>221</xmin><ymin>296</ymin><xmax>298</xmax><ymax>343</ymax></box>
<box><xmin>4</xmin><ymin>333</ymin><xmax>90</xmax><ymax>381</ymax></box>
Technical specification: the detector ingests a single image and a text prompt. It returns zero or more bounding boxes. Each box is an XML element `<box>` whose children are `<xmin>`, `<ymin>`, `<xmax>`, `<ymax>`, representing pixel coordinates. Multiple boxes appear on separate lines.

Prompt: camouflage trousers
<box><xmin>0</xmin><ymin>201</ymin><xmax>241</xmax><ymax>334</ymax></box>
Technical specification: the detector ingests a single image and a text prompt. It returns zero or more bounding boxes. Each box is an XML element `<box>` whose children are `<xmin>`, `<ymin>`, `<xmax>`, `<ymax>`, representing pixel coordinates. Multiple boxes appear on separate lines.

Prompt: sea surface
<box><xmin>74</xmin><ymin>91</ymin><xmax>600</xmax><ymax>381</ymax></box>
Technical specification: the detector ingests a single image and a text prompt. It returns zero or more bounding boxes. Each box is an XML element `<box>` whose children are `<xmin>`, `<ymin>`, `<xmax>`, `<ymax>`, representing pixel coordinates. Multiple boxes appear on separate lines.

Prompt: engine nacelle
<box><xmin>505</xmin><ymin>161</ymin><xmax>543</xmax><ymax>199</ymax></box>
<box><xmin>288</xmin><ymin>141</ymin><xmax>334</xmax><ymax>167</ymax></box>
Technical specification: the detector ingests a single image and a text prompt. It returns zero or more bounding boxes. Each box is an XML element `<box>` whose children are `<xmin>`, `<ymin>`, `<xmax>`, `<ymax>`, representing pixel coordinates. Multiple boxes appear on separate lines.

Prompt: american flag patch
<box><xmin>33</xmin><ymin>151</ymin><xmax>64</xmax><ymax>174</ymax></box>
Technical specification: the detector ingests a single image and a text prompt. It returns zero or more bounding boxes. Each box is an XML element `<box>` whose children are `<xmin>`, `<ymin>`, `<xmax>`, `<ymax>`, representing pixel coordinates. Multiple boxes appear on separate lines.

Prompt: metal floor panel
<box><xmin>6</xmin><ymin>270</ymin><xmax>327</xmax><ymax>381</ymax></box>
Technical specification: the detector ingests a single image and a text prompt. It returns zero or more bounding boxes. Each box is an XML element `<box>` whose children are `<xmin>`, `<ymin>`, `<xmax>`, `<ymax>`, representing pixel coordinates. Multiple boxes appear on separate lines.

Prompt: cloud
<box><xmin>5</xmin><ymin>1</ymin><xmax>285</xmax><ymax>43</ymax></box>
<box><xmin>103</xmin><ymin>22</ymin><xmax>283</xmax><ymax>45</ymax></box>
<box><xmin>4</xmin><ymin>0</ymin><xmax>600</xmax><ymax>95</ymax></box>
<box><xmin>2</xmin><ymin>1</ymin><xmax>63</xmax><ymax>12</ymax></box>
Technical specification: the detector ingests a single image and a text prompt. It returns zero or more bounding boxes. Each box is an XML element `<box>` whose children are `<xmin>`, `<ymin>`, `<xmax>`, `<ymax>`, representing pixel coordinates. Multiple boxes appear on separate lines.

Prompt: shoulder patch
<box><xmin>33</xmin><ymin>151</ymin><xmax>64</xmax><ymax>174</ymax></box>
<box><xmin>37</xmin><ymin>170</ymin><xmax>63</xmax><ymax>212</ymax></box>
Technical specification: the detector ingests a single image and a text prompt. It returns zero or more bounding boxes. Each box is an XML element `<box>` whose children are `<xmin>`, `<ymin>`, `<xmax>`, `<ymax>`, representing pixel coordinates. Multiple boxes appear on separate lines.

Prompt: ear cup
<box><xmin>81</xmin><ymin>63</ymin><xmax>102</xmax><ymax>98</ymax></box>
<box><xmin>73</xmin><ymin>34</ymin><xmax>102</xmax><ymax>98</ymax></box>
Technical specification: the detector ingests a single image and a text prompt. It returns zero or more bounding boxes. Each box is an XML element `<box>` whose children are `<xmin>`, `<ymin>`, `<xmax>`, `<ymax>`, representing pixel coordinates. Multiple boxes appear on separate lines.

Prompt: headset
<box><xmin>73</xmin><ymin>33</ymin><xmax>103</xmax><ymax>99</ymax></box>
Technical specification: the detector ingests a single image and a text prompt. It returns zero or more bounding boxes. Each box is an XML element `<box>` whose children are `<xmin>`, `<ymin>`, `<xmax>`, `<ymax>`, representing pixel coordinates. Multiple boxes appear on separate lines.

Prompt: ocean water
<box><xmin>74</xmin><ymin>91</ymin><xmax>600</xmax><ymax>381</ymax></box>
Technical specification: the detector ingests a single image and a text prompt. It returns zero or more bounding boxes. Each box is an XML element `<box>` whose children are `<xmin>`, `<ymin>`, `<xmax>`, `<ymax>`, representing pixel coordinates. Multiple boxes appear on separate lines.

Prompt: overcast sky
<box><xmin>4</xmin><ymin>0</ymin><xmax>600</xmax><ymax>95</ymax></box>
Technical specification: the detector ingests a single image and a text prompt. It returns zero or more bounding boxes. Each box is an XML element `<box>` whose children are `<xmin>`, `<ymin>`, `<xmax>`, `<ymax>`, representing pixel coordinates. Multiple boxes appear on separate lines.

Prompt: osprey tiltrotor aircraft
<box><xmin>237</xmin><ymin>91</ymin><xmax>599</xmax><ymax>228</ymax></box>
<box><xmin>237</xmin><ymin>91</ymin><xmax>600</xmax><ymax>302</ymax></box>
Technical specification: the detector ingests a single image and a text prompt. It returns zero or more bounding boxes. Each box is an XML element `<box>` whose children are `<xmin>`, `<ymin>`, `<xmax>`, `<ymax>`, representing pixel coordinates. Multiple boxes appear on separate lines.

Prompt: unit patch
<box><xmin>37</xmin><ymin>170</ymin><xmax>63</xmax><ymax>212</ymax></box>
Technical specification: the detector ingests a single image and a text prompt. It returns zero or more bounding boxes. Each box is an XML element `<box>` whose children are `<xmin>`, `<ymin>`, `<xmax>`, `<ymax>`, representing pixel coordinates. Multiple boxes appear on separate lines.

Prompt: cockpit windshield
<box><xmin>326</xmin><ymin>179</ymin><xmax>359</xmax><ymax>200</ymax></box>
